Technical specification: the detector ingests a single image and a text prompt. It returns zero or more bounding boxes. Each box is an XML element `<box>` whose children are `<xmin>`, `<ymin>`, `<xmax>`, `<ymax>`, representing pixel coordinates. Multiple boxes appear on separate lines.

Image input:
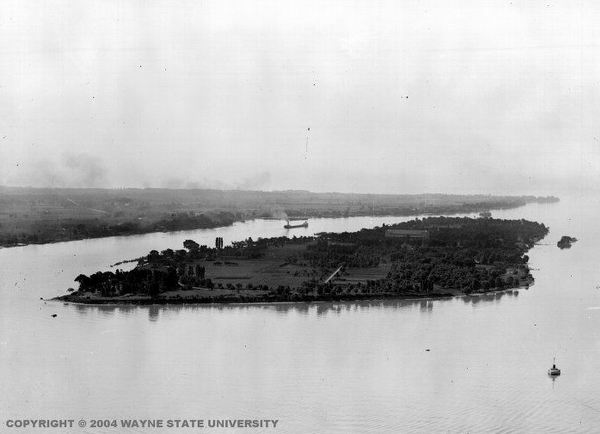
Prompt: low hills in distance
<box><xmin>0</xmin><ymin>186</ymin><xmax>558</xmax><ymax>247</ymax></box>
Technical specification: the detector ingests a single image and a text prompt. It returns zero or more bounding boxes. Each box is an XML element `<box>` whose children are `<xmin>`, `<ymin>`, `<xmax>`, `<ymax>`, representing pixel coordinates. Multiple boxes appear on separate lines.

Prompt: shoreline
<box><xmin>0</xmin><ymin>221</ymin><xmax>237</xmax><ymax>250</ymax></box>
<box><xmin>52</xmin><ymin>291</ymin><xmax>455</xmax><ymax>306</ymax></box>
<box><xmin>0</xmin><ymin>205</ymin><xmax>538</xmax><ymax>250</ymax></box>
<box><xmin>52</xmin><ymin>281</ymin><xmax>531</xmax><ymax>307</ymax></box>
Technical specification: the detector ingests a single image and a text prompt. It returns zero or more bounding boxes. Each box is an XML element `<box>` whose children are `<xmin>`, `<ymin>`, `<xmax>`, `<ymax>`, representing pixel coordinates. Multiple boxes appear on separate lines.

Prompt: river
<box><xmin>1</xmin><ymin>197</ymin><xmax>599</xmax><ymax>433</ymax></box>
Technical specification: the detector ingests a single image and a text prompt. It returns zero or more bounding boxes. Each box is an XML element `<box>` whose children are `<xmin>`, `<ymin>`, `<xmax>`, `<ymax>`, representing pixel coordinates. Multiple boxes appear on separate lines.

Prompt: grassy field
<box><xmin>199</xmin><ymin>243</ymin><xmax>391</xmax><ymax>289</ymax></box>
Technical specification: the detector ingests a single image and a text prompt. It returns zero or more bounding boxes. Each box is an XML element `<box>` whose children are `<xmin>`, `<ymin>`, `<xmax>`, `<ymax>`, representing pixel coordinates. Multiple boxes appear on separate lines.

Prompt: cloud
<box><xmin>235</xmin><ymin>171</ymin><xmax>272</xmax><ymax>190</ymax></box>
<box><xmin>8</xmin><ymin>152</ymin><xmax>107</xmax><ymax>188</ymax></box>
<box><xmin>2</xmin><ymin>1</ymin><xmax>599</xmax><ymax>195</ymax></box>
<box><xmin>61</xmin><ymin>152</ymin><xmax>107</xmax><ymax>187</ymax></box>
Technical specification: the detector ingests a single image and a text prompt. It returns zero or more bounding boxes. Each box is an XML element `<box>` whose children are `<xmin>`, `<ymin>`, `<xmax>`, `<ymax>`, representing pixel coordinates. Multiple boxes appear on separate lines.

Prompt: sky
<box><xmin>1</xmin><ymin>0</ymin><xmax>599</xmax><ymax>195</ymax></box>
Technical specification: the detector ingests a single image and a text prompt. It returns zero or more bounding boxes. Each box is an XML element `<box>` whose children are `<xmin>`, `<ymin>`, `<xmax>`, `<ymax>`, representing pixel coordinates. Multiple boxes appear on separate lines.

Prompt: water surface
<box><xmin>1</xmin><ymin>200</ymin><xmax>600</xmax><ymax>433</ymax></box>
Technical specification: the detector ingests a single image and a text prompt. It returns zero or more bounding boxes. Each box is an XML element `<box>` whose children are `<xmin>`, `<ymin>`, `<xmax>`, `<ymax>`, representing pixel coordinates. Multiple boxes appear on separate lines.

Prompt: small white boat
<box><xmin>548</xmin><ymin>357</ymin><xmax>561</xmax><ymax>376</ymax></box>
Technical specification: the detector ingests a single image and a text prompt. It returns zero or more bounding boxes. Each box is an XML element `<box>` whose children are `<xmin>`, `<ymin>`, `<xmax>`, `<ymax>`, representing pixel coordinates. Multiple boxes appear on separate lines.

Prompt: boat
<box><xmin>284</xmin><ymin>219</ymin><xmax>308</xmax><ymax>229</ymax></box>
<box><xmin>548</xmin><ymin>357</ymin><xmax>561</xmax><ymax>376</ymax></box>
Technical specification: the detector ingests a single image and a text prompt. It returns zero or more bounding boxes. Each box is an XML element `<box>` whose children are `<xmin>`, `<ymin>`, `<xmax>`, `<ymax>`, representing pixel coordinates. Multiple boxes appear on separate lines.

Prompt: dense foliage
<box><xmin>65</xmin><ymin>216</ymin><xmax>548</xmax><ymax>301</ymax></box>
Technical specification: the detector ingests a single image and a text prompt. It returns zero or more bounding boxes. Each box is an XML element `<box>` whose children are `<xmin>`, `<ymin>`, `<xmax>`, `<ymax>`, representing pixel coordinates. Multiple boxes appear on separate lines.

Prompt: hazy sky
<box><xmin>1</xmin><ymin>0</ymin><xmax>599</xmax><ymax>195</ymax></box>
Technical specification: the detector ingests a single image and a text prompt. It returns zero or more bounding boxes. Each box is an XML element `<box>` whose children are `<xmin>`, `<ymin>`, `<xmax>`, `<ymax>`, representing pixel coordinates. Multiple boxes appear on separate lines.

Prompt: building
<box><xmin>385</xmin><ymin>229</ymin><xmax>429</xmax><ymax>239</ymax></box>
<box><xmin>177</xmin><ymin>261</ymin><xmax>206</xmax><ymax>286</ymax></box>
<box><xmin>425</xmin><ymin>223</ymin><xmax>463</xmax><ymax>230</ymax></box>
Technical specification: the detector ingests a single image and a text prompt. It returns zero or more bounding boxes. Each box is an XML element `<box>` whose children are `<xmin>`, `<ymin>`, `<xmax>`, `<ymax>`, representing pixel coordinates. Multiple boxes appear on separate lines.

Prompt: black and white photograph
<box><xmin>1</xmin><ymin>0</ymin><xmax>599</xmax><ymax>432</ymax></box>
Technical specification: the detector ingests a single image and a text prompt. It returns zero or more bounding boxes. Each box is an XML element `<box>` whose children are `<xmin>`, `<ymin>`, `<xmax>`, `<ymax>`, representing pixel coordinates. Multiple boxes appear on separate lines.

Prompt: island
<box><xmin>557</xmin><ymin>235</ymin><xmax>578</xmax><ymax>249</ymax></box>
<box><xmin>54</xmin><ymin>216</ymin><xmax>549</xmax><ymax>305</ymax></box>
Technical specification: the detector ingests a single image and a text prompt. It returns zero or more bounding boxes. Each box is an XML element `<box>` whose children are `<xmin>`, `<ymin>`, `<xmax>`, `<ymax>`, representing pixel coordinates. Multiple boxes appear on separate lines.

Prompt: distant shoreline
<box><xmin>0</xmin><ymin>203</ymin><xmax>553</xmax><ymax>250</ymax></box>
<box><xmin>0</xmin><ymin>217</ymin><xmax>236</xmax><ymax>249</ymax></box>
<box><xmin>0</xmin><ymin>187</ymin><xmax>558</xmax><ymax>248</ymax></box>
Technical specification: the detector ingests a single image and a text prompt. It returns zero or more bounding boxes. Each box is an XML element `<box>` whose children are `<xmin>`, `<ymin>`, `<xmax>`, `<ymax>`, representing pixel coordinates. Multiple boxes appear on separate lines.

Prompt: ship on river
<box><xmin>284</xmin><ymin>219</ymin><xmax>308</xmax><ymax>229</ymax></box>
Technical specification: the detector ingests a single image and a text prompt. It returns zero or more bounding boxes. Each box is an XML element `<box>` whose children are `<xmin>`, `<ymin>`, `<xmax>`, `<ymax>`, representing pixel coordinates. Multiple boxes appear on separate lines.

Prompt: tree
<box><xmin>165</xmin><ymin>267</ymin><xmax>178</xmax><ymax>288</ymax></box>
<box><xmin>74</xmin><ymin>274</ymin><xmax>90</xmax><ymax>291</ymax></box>
<box><xmin>183</xmin><ymin>239</ymin><xmax>199</xmax><ymax>252</ymax></box>
<box><xmin>148</xmin><ymin>281</ymin><xmax>160</xmax><ymax>298</ymax></box>
<box><xmin>147</xmin><ymin>250</ymin><xmax>160</xmax><ymax>262</ymax></box>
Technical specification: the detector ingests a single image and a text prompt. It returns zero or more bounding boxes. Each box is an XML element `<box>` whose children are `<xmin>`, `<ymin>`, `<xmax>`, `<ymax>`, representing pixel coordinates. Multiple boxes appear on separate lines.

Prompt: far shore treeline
<box><xmin>0</xmin><ymin>187</ymin><xmax>557</xmax><ymax>247</ymax></box>
<box><xmin>56</xmin><ymin>216</ymin><xmax>549</xmax><ymax>305</ymax></box>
